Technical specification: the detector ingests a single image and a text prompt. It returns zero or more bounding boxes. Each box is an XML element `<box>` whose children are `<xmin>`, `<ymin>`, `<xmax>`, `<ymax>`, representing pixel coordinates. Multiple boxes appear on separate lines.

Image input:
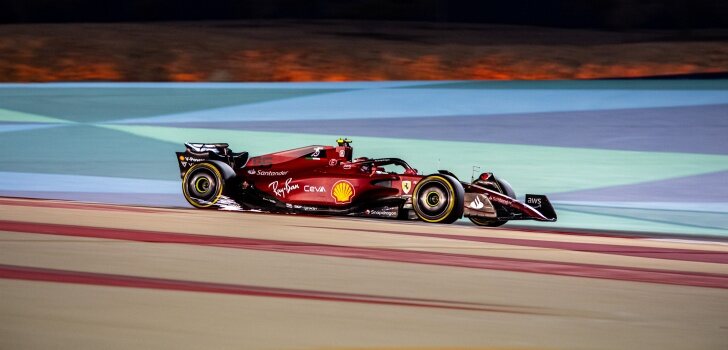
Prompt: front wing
<box><xmin>463</xmin><ymin>184</ymin><xmax>557</xmax><ymax>222</ymax></box>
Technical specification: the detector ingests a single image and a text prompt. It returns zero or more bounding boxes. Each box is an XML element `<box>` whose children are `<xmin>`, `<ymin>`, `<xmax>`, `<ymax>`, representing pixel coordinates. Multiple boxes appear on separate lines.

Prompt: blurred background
<box><xmin>1</xmin><ymin>0</ymin><xmax>727</xmax><ymax>81</ymax></box>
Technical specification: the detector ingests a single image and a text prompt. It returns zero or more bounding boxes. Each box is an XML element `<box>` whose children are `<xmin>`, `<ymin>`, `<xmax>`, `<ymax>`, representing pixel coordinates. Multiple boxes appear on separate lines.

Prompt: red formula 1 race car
<box><xmin>175</xmin><ymin>139</ymin><xmax>556</xmax><ymax>226</ymax></box>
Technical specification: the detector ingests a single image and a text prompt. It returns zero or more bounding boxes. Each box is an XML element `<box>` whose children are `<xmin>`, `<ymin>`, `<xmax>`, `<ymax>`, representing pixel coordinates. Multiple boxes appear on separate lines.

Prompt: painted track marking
<box><xmin>2</xmin><ymin>220</ymin><xmax>728</xmax><ymax>289</ymax></box>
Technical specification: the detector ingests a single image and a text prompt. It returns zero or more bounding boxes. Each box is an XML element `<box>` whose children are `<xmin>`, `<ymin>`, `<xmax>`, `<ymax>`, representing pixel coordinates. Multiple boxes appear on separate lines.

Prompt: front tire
<box><xmin>182</xmin><ymin>163</ymin><xmax>226</xmax><ymax>208</ymax></box>
<box><xmin>412</xmin><ymin>175</ymin><xmax>464</xmax><ymax>224</ymax></box>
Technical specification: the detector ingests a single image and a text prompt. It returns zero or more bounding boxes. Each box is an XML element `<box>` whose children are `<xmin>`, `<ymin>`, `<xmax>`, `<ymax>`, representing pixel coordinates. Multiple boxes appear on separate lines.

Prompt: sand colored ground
<box><xmin>1</xmin><ymin>197</ymin><xmax>727</xmax><ymax>349</ymax></box>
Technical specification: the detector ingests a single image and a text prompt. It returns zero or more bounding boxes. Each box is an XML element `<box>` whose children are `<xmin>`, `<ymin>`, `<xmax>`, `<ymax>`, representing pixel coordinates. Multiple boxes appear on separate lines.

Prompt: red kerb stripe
<box><xmin>1</xmin><ymin>220</ymin><xmax>727</xmax><ymax>289</ymax></box>
<box><xmin>0</xmin><ymin>264</ymin><xmax>547</xmax><ymax>314</ymax></box>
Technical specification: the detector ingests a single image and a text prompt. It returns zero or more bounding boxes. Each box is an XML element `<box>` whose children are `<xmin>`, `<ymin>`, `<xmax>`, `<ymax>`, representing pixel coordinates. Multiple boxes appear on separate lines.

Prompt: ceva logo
<box><xmin>304</xmin><ymin>185</ymin><xmax>326</xmax><ymax>193</ymax></box>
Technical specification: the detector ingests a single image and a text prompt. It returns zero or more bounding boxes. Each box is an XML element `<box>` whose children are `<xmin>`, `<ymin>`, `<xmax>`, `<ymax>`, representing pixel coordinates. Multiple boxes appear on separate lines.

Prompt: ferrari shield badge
<box><xmin>401</xmin><ymin>181</ymin><xmax>412</xmax><ymax>194</ymax></box>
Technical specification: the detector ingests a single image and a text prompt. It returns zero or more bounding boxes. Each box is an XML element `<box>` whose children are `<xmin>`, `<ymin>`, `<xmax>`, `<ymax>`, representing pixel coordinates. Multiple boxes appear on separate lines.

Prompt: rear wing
<box><xmin>175</xmin><ymin>143</ymin><xmax>248</xmax><ymax>178</ymax></box>
<box><xmin>185</xmin><ymin>142</ymin><xmax>230</xmax><ymax>154</ymax></box>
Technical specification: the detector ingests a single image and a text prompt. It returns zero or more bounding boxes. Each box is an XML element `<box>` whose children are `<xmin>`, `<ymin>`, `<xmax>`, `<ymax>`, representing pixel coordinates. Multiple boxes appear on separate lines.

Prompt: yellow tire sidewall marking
<box><xmin>183</xmin><ymin>163</ymin><xmax>224</xmax><ymax>208</ymax></box>
<box><xmin>413</xmin><ymin>175</ymin><xmax>455</xmax><ymax>223</ymax></box>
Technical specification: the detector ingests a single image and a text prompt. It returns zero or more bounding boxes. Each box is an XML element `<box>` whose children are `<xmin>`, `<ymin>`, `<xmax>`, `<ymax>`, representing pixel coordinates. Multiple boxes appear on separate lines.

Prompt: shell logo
<box><xmin>331</xmin><ymin>180</ymin><xmax>355</xmax><ymax>204</ymax></box>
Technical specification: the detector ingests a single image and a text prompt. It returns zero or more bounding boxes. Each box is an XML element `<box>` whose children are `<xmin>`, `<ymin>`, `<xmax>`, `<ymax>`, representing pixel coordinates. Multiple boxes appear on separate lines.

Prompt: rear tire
<box><xmin>412</xmin><ymin>175</ymin><xmax>464</xmax><ymax>224</ymax></box>
<box><xmin>182</xmin><ymin>163</ymin><xmax>226</xmax><ymax>208</ymax></box>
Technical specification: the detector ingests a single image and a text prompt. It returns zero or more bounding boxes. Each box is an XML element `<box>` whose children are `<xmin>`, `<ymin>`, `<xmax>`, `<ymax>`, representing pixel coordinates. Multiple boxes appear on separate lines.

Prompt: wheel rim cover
<box><xmin>417</xmin><ymin>182</ymin><xmax>449</xmax><ymax>218</ymax></box>
<box><xmin>188</xmin><ymin>171</ymin><xmax>216</xmax><ymax>199</ymax></box>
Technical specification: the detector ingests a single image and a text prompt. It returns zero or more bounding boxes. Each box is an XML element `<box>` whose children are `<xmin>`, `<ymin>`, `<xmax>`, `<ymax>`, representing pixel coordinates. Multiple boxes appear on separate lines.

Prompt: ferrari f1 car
<box><xmin>175</xmin><ymin>139</ymin><xmax>556</xmax><ymax>226</ymax></box>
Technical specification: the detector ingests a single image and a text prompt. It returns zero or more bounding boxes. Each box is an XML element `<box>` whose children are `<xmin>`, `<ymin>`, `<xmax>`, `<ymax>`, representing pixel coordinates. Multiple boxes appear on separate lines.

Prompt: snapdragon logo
<box><xmin>256</xmin><ymin>170</ymin><xmax>289</xmax><ymax>176</ymax></box>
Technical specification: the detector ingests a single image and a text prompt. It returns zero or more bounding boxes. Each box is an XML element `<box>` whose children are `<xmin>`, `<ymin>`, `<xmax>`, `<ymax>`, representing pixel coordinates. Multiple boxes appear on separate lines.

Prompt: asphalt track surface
<box><xmin>1</xmin><ymin>80</ymin><xmax>727</xmax><ymax>348</ymax></box>
<box><xmin>1</xmin><ymin>197</ymin><xmax>727</xmax><ymax>349</ymax></box>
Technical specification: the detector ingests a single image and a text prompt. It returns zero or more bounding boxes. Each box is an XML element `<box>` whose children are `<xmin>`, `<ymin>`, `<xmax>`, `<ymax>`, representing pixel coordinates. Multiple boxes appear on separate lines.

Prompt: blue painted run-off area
<box><xmin>1</xmin><ymin>80</ymin><xmax>727</xmax><ymax>237</ymax></box>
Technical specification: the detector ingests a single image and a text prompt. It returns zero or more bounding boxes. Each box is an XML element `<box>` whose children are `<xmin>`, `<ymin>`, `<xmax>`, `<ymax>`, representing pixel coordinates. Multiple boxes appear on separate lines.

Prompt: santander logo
<box><xmin>469</xmin><ymin>195</ymin><xmax>484</xmax><ymax>209</ymax></box>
